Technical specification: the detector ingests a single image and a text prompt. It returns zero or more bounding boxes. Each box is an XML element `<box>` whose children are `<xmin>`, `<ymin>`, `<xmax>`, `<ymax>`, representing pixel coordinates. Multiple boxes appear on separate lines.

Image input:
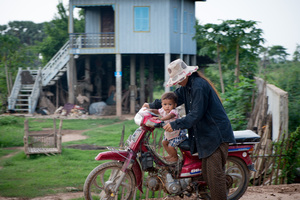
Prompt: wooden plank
<box><xmin>24</xmin><ymin>119</ymin><xmax>29</xmax><ymax>155</ymax></box>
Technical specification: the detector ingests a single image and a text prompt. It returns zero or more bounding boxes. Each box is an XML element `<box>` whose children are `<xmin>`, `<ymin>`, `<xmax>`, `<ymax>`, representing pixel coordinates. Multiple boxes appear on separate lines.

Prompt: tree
<box><xmin>39</xmin><ymin>2</ymin><xmax>69</xmax><ymax>64</ymax></box>
<box><xmin>268</xmin><ymin>45</ymin><xmax>289</xmax><ymax>63</ymax></box>
<box><xmin>194</xmin><ymin>22</ymin><xmax>229</xmax><ymax>93</ymax></box>
<box><xmin>1</xmin><ymin>21</ymin><xmax>45</xmax><ymax>46</ymax></box>
<box><xmin>224</xmin><ymin>19</ymin><xmax>264</xmax><ymax>83</ymax></box>
<box><xmin>292</xmin><ymin>44</ymin><xmax>300</xmax><ymax>62</ymax></box>
<box><xmin>39</xmin><ymin>2</ymin><xmax>84</xmax><ymax>64</ymax></box>
<box><xmin>0</xmin><ymin>35</ymin><xmax>20</xmax><ymax>95</ymax></box>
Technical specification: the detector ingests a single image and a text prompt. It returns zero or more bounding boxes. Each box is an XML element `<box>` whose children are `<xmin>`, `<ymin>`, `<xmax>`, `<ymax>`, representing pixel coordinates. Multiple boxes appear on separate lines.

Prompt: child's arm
<box><xmin>160</xmin><ymin>113</ymin><xmax>176</xmax><ymax>121</ymax></box>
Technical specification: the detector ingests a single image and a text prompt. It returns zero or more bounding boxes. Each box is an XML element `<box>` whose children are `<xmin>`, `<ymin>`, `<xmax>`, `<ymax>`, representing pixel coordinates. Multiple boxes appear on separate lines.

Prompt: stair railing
<box><xmin>41</xmin><ymin>41</ymin><xmax>70</xmax><ymax>86</ymax></box>
<box><xmin>28</xmin><ymin>68</ymin><xmax>42</xmax><ymax>114</ymax></box>
<box><xmin>7</xmin><ymin>68</ymin><xmax>22</xmax><ymax>110</ymax></box>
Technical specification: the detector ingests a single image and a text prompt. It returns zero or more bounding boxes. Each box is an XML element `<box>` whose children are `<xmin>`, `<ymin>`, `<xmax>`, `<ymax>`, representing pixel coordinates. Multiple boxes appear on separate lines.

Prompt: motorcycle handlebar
<box><xmin>154</xmin><ymin>121</ymin><xmax>166</xmax><ymax>128</ymax></box>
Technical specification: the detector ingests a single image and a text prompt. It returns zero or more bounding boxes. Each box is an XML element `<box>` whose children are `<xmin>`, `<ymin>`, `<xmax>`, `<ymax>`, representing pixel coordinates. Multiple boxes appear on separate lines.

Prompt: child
<box><xmin>148</xmin><ymin>92</ymin><xmax>187</xmax><ymax>162</ymax></box>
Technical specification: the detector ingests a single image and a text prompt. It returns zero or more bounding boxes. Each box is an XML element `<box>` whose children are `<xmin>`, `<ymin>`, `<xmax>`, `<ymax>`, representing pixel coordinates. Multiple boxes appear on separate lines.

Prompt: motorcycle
<box><xmin>84</xmin><ymin>108</ymin><xmax>260</xmax><ymax>199</ymax></box>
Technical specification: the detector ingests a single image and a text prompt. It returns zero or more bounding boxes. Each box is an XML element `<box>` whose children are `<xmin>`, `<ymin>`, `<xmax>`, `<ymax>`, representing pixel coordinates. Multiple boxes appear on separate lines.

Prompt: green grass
<box><xmin>0</xmin><ymin>116</ymin><xmax>139</xmax><ymax>198</ymax></box>
<box><xmin>0</xmin><ymin>116</ymin><xmax>121</xmax><ymax>148</ymax></box>
<box><xmin>0</xmin><ymin>149</ymin><xmax>18</xmax><ymax>158</ymax></box>
<box><xmin>0</xmin><ymin>149</ymin><xmax>104</xmax><ymax>197</ymax></box>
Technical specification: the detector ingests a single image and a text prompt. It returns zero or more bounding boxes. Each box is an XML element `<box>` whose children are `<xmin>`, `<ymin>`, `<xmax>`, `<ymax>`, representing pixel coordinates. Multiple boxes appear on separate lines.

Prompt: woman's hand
<box><xmin>142</xmin><ymin>103</ymin><xmax>150</xmax><ymax>108</ymax></box>
<box><xmin>163</xmin><ymin>123</ymin><xmax>174</xmax><ymax>132</ymax></box>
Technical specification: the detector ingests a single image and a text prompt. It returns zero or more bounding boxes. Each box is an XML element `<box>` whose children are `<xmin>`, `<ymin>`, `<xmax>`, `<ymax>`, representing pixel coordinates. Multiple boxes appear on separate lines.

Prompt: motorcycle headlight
<box><xmin>134</xmin><ymin>112</ymin><xmax>144</xmax><ymax>126</ymax></box>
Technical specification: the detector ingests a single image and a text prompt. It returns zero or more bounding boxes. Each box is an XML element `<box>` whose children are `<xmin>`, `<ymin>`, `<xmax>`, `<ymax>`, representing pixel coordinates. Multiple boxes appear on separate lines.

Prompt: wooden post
<box><xmin>85</xmin><ymin>56</ymin><xmax>91</xmax><ymax>99</ymax></box>
<box><xmin>139</xmin><ymin>55</ymin><xmax>145</xmax><ymax>106</ymax></box>
<box><xmin>275</xmin><ymin>137</ymin><xmax>285</xmax><ymax>185</ymax></box>
<box><xmin>164</xmin><ymin>53</ymin><xmax>171</xmax><ymax>92</ymax></box>
<box><xmin>53</xmin><ymin>118</ymin><xmax>57</xmax><ymax>147</ymax></box>
<box><xmin>24</xmin><ymin>119</ymin><xmax>29</xmax><ymax>157</ymax></box>
<box><xmin>130</xmin><ymin>55</ymin><xmax>136</xmax><ymax>114</ymax></box>
<box><xmin>281</xmin><ymin>133</ymin><xmax>289</xmax><ymax>184</ymax></box>
<box><xmin>148</xmin><ymin>57</ymin><xmax>154</xmax><ymax>103</ymax></box>
<box><xmin>67</xmin><ymin>58</ymin><xmax>75</xmax><ymax>104</ymax></box>
<box><xmin>119</xmin><ymin>125</ymin><xmax>125</xmax><ymax>148</ymax></box>
<box><xmin>116</xmin><ymin>54</ymin><xmax>122</xmax><ymax>116</ymax></box>
<box><xmin>56</xmin><ymin>81</ymin><xmax>59</xmax><ymax>109</ymax></box>
<box><xmin>57</xmin><ymin>119</ymin><xmax>63</xmax><ymax>153</ymax></box>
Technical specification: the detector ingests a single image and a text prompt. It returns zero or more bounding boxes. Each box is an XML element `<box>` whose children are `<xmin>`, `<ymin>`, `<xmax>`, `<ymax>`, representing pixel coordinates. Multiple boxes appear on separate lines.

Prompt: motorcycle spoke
<box><xmin>228</xmin><ymin>172</ymin><xmax>243</xmax><ymax>182</ymax></box>
<box><xmin>225</xmin><ymin>157</ymin><xmax>249</xmax><ymax>200</ymax></box>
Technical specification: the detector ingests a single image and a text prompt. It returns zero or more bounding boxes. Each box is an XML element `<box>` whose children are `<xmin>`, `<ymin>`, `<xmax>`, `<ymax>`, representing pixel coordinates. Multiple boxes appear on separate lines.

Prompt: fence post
<box><xmin>119</xmin><ymin>125</ymin><xmax>125</xmax><ymax>148</ymax></box>
<box><xmin>274</xmin><ymin>137</ymin><xmax>285</xmax><ymax>185</ymax></box>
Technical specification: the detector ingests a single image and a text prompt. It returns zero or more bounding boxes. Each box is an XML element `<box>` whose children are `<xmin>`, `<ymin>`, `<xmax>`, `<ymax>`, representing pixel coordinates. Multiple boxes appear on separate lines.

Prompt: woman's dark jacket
<box><xmin>149</xmin><ymin>73</ymin><xmax>236</xmax><ymax>159</ymax></box>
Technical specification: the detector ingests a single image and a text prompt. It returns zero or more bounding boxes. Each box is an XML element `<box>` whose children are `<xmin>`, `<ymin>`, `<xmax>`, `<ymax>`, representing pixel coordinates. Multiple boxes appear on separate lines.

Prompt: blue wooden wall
<box><xmin>70</xmin><ymin>0</ymin><xmax>197</xmax><ymax>55</ymax></box>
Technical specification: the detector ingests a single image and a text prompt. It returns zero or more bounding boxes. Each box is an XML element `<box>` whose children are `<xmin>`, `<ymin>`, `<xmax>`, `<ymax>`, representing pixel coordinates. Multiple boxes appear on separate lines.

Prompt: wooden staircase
<box><xmin>8</xmin><ymin>41</ymin><xmax>70</xmax><ymax>114</ymax></box>
<box><xmin>15</xmin><ymin>84</ymin><xmax>34</xmax><ymax>112</ymax></box>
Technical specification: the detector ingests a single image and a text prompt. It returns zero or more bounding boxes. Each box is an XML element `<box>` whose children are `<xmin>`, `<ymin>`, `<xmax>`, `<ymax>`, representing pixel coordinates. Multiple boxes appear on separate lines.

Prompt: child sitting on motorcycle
<box><xmin>147</xmin><ymin>92</ymin><xmax>187</xmax><ymax>162</ymax></box>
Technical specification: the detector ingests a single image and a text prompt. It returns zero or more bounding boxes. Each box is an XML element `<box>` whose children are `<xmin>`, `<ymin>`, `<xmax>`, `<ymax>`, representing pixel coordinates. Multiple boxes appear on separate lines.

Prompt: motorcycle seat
<box><xmin>233</xmin><ymin>130</ymin><xmax>261</xmax><ymax>144</ymax></box>
<box><xmin>178</xmin><ymin>140</ymin><xmax>190</xmax><ymax>151</ymax></box>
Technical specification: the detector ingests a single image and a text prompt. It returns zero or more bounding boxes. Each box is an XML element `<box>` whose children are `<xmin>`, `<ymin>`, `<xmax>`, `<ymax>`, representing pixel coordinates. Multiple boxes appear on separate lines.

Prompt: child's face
<box><xmin>161</xmin><ymin>99</ymin><xmax>176</xmax><ymax>113</ymax></box>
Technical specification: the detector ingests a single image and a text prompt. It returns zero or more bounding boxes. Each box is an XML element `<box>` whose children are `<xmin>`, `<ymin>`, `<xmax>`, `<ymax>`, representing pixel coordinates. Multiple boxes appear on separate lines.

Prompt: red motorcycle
<box><xmin>84</xmin><ymin>109</ymin><xmax>260</xmax><ymax>200</ymax></box>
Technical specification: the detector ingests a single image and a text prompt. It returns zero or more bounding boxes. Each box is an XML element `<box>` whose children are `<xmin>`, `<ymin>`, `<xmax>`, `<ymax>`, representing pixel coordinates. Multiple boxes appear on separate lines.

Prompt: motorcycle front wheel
<box><xmin>226</xmin><ymin>156</ymin><xmax>250</xmax><ymax>200</ymax></box>
<box><xmin>83</xmin><ymin>161</ymin><xmax>136</xmax><ymax>200</ymax></box>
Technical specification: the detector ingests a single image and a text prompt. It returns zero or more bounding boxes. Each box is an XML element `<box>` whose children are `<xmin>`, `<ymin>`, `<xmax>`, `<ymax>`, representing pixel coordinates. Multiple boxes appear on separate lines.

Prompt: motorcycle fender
<box><xmin>95</xmin><ymin>151</ymin><xmax>143</xmax><ymax>193</ymax></box>
<box><xmin>95</xmin><ymin>150</ymin><xmax>128</xmax><ymax>162</ymax></box>
<box><xmin>228</xmin><ymin>151</ymin><xmax>253</xmax><ymax>166</ymax></box>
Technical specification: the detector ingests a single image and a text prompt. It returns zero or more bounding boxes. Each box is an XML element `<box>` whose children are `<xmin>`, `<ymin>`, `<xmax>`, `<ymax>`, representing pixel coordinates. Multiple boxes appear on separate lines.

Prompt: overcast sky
<box><xmin>0</xmin><ymin>0</ymin><xmax>299</xmax><ymax>58</ymax></box>
<box><xmin>196</xmin><ymin>0</ymin><xmax>300</xmax><ymax>58</ymax></box>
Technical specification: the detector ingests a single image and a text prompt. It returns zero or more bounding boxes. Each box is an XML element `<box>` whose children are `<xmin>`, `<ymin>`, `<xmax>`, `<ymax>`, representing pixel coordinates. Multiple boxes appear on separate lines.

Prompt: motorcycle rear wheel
<box><xmin>226</xmin><ymin>156</ymin><xmax>250</xmax><ymax>200</ymax></box>
<box><xmin>84</xmin><ymin>161</ymin><xmax>136</xmax><ymax>200</ymax></box>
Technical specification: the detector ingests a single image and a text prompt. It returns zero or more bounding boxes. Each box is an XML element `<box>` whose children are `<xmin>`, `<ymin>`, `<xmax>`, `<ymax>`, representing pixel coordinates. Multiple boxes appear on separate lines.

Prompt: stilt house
<box><xmin>8</xmin><ymin>0</ymin><xmax>205</xmax><ymax>116</ymax></box>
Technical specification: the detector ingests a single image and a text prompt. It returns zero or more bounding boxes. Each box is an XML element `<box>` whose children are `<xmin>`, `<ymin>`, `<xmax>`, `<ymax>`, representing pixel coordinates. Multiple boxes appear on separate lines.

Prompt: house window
<box><xmin>183</xmin><ymin>11</ymin><xmax>187</xmax><ymax>33</ymax></box>
<box><xmin>173</xmin><ymin>8</ymin><xmax>178</xmax><ymax>32</ymax></box>
<box><xmin>134</xmin><ymin>7</ymin><xmax>150</xmax><ymax>31</ymax></box>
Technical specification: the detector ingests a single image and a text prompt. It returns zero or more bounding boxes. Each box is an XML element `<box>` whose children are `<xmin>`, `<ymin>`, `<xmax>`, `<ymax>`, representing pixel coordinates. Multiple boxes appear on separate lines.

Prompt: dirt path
<box><xmin>1</xmin><ymin>184</ymin><xmax>299</xmax><ymax>200</ymax></box>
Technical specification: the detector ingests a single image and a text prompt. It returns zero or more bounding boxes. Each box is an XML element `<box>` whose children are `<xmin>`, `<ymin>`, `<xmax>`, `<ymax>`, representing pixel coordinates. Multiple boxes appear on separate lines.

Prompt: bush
<box><xmin>221</xmin><ymin>76</ymin><xmax>254</xmax><ymax>130</ymax></box>
<box><xmin>273</xmin><ymin>126</ymin><xmax>300</xmax><ymax>183</ymax></box>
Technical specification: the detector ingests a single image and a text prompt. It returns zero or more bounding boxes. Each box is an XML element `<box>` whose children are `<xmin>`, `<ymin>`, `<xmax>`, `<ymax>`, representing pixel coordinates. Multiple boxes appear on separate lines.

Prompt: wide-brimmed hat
<box><xmin>166</xmin><ymin>59</ymin><xmax>198</xmax><ymax>87</ymax></box>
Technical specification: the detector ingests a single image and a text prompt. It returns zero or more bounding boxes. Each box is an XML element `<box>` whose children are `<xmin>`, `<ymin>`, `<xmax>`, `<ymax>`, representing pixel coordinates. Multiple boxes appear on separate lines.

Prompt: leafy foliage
<box><xmin>0</xmin><ymin>21</ymin><xmax>46</xmax><ymax>46</ymax></box>
<box><xmin>261</xmin><ymin>61</ymin><xmax>300</xmax><ymax>132</ymax></box>
<box><xmin>268</xmin><ymin>45</ymin><xmax>289</xmax><ymax>63</ymax></box>
<box><xmin>39</xmin><ymin>3</ymin><xmax>69</xmax><ymax>64</ymax></box>
<box><xmin>221</xmin><ymin>76</ymin><xmax>255</xmax><ymax>130</ymax></box>
<box><xmin>273</xmin><ymin>126</ymin><xmax>300</xmax><ymax>184</ymax></box>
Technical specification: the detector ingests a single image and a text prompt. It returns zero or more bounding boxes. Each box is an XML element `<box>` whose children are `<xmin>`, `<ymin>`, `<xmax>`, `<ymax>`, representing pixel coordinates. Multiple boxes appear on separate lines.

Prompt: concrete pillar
<box><xmin>164</xmin><ymin>53</ymin><xmax>171</xmax><ymax>92</ymax></box>
<box><xmin>139</xmin><ymin>55</ymin><xmax>145</xmax><ymax>106</ymax></box>
<box><xmin>191</xmin><ymin>54</ymin><xmax>197</xmax><ymax>66</ymax></box>
<box><xmin>184</xmin><ymin>55</ymin><xmax>190</xmax><ymax>65</ymax></box>
<box><xmin>67</xmin><ymin>57</ymin><xmax>75</xmax><ymax>104</ymax></box>
<box><xmin>115</xmin><ymin>54</ymin><xmax>122</xmax><ymax>116</ymax></box>
<box><xmin>130</xmin><ymin>55</ymin><xmax>136</xmax><ymax>114</ymax></box>
<box><xmin>85</xmin><ymin>56</ymin><xmax>91</xmax><ymax>99</ymax></box>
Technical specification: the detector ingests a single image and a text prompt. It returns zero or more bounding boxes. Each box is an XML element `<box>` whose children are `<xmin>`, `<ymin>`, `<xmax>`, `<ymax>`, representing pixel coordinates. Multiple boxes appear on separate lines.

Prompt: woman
<box><xmin>144</xmin><ymin>59</ymin><xmax>236</xmax><ymax>200</ymax></box>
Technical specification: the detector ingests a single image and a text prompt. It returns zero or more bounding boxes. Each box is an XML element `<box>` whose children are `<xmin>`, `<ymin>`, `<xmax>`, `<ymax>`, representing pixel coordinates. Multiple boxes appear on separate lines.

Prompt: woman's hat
<box><xmin>166</xmin><ymin>59</ymin><xmax>198</xmax><ymax>87</ymax></box>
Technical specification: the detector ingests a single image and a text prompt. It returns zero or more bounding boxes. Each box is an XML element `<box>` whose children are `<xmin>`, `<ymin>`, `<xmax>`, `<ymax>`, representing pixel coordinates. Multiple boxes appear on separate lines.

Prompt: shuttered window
<box><xmin>134</xmin><ymin>7</ymin><xmax>150</xmax><ymax>32</ymax></box>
